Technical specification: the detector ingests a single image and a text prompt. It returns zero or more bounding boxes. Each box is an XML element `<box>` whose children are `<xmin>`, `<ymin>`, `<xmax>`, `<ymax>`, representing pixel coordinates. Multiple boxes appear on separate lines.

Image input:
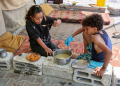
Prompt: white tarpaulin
<box><xmin>0</xmin><ymin>0</ymin><xmax>35</xmax><ymax>34</ymax></box>
<box><xmin>0</xmin><ymin>4</ymin><xmax>6</xmax><ymax>36</ymax></box>
<box><xmin>0</xmin><ymin>0</ymin><xmax>31</xmax><ymax>10</ymax></box>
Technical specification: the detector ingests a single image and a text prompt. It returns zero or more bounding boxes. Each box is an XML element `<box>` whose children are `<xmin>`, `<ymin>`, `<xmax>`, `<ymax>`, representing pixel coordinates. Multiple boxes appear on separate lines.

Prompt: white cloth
<box><xmin>2</xmin><ymin>0</ymin><xmax>35</xmax><ymax>33</ymax></box>
<box><xmin>0</xmin><ymin>4</ymin><xmax>6</xmax><ymax>36</ymax></box>
<box><xmin>0</xmin><ymin>0</ymin><xmax>32</xmax><ymax>10</ymax></box>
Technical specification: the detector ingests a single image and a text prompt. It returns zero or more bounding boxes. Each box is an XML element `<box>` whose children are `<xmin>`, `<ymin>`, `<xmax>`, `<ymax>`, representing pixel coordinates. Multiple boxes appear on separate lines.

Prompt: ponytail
<box><xmin>25</xmin><ymin>9</ymin><xmax>31</xmax><ymax>19</ymax></box>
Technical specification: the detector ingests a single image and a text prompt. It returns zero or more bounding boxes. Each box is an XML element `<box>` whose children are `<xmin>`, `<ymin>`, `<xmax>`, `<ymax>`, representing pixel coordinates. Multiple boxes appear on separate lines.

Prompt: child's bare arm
<box><xmin>65</xmin><ymin>27</ymin><xmax>85</xmax><ymax>46</ymax></box>
<box><xmin>72</xmin><ymin>27</ymin><xmax>84</xmax><ymax>37</ymax></box>
<box><xmin>36</xmin><ymin>37</ymin><xmax>53</xmax><ymax>56</ymax></box>
<box><xmin>91</xmin><ymin>35</ymin><xmax>112</xmax><ymax>76</ymax></box>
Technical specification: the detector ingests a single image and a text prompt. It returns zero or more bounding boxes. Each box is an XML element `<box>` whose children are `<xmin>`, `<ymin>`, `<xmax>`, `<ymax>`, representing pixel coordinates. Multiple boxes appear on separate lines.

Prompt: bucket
<box><xmin>97</xmin><ymin>0</ymin><xmax>106</xmax><ymax>7</ymax></box>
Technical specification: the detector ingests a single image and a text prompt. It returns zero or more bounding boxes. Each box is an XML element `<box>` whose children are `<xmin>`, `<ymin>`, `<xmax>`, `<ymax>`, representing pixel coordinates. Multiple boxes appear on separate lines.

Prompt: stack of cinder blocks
<box><xmin>112</xmin><ymin>67</ymin><xmax>120</xmax><ymax>86</ymax></box>
<box><xmin>59</xmin><ymin>4</ymin><xmax>106</xmax><ymax>13</ymax></box>
<box><xmin>0</xmin><ymin>52</ymin><xmax>13</xmax><ymax>70</ymax></box>
<box><xmin>107</xmin><ymin>5</ymin><xmax>120</xmax><ymax>16</ymax></box>
<box><xmin>13</xmin><ymin>53</ymin><xmax>46</xmax><ymax>75</ymax></box>
<box><xmin>73</xmin><ymin>64</ymin><xmax>112</xmax><ymax>86</ymax></box>
<box><xmin>47</xmin><ymin>3</ymin><xmax>60</xmax><ymax>10</ymax></box>
<box><xmin>59</xmin><ymin>4</ymin><xmax>99</xmax><ymax>12</ymax></box>
<box><xmin>43</xmin><ymin>56</ymin><xmax>74</xmax><ymax>80</ymax></box>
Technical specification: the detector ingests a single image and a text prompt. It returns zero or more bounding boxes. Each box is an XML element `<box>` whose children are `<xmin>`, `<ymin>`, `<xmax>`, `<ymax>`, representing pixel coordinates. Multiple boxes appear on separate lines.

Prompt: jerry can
<box><xmin>97</xmin><ymin>0</ymin><xmax>106</xmax><ymax>7</ymax></box>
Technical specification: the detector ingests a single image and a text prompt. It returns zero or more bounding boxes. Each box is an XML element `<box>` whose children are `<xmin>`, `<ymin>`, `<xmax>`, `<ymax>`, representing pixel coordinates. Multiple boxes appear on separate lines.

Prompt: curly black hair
<box><xmin>82</xmin><ymin>14</ymin><xmax>104</xmax><ymax>31</ymax></box>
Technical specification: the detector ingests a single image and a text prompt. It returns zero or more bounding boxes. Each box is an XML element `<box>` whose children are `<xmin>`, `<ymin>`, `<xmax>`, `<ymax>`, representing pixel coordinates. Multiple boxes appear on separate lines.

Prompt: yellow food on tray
<box><xmin>27</xmin><ymin>53</ymin><xmax>41</xmax><ymax>61</ymax></box>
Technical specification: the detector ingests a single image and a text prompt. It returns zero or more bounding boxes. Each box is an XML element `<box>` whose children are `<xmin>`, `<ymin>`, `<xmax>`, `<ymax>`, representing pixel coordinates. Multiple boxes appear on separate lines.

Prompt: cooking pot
<box><xmin>53</xmin><ymin>49</ymin><xmax>72</xmax><ymax>65</ymax></box>
<box><xmin>0</xmin><ymin>49</ymin><xmax>7</xmax><ymax>58</ymax></box>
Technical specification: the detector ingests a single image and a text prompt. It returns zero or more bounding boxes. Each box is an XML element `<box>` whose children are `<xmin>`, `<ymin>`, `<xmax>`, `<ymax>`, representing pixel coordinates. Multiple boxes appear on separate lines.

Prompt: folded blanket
<box><xmin>0</xmin><ymin>32</ymin><xmax>25</xmax><ymax>53</ymax></box>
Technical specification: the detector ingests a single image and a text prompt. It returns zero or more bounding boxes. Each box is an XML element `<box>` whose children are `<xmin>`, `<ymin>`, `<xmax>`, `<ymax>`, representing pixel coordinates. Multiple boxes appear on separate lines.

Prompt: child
<box><xmin>65</xmin><ymin>14</ymin><xmax>112</xmax><ymax>76</ymax></box>
<box><xmin>25</xmin><ymin>5</ymin><xmax>61</xmax><ymax>57</ymax></box>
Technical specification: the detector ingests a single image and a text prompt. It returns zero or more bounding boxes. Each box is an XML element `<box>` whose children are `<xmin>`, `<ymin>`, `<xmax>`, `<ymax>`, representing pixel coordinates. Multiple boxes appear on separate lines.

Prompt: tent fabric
<box><xmin>1</xmin><ymin>0</ymin><xmax>35</xmax><ymax>34</ymax></box>
<box><xmin>0</xmin><ymin>3</ymin><xmax>6</xmax><ymax>36</ymax></box>
<box><xmin>0</xmin><ymin>0</ymin><xmax>32</xmax><ymax>10</ymax></box>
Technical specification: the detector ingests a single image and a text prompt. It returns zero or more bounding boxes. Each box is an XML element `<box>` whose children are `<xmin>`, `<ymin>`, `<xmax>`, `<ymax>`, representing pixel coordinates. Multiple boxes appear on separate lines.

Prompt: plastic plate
<box><xmin>71</xmin><ymin>59</ymin><xmax>90</xmax><ymax>69</ymax></box>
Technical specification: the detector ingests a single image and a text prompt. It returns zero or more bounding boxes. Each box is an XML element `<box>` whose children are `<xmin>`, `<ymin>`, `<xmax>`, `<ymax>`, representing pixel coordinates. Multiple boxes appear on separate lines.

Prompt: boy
<box><xmin>65</xmin><ymin>14</ymin><xmax>112</xmax><ymax>76</ymax></box>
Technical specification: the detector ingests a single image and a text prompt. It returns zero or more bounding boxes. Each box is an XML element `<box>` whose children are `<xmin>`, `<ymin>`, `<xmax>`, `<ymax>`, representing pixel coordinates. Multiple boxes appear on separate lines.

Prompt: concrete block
<box><xmin>43</xmin><ymin>56</ymin><xmax>74</xmax><ymax>80</ymax></box>
<box><xmin>99</xmin><ymin>7</ymin><xmax>106</xmax><ymax>13</ymax></box>
<box><xmin>107</xmin><ymin>6</ymin><xmax>120</xmax><ymax>15</ymax></box>
<box><xmin>13</xmin><ymin>53</ymin><xmax>46</xmax><ymax>75</ymax></box>
<box><xmin>59</xmin><ymin>4</ymin><xmax>99</xmax><ymax>12</ymax></box>
<box><xmin>47</xmin><ymin>3</ymin><xmax>60</xmax><ymax>10</ymax></box>
<box><xmin>0</xmin><ymin>52</ymin><xmax>13</xmax><ymax>70</ymax></box>
<box><xmin>73</xmin><ymin>64</ymin><xmax>112</xmax><ymax>86</ymax></box>
<box><xmin>112</xmin><ymin>67</ymin><xmax>120</xmax><ymax>86</ymax></box>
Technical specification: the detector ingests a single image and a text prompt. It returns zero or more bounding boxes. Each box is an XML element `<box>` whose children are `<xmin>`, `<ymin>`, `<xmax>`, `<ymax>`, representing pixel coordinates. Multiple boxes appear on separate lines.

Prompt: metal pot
<box><xmin>53</xmin><ymin>49</ymin><xmax>72</xmax><ymax>65</ymax></box>
<box><xmin>0</xmin><ymin>49</ymin><xmax>7</xmax><ymax>58</ymax></box>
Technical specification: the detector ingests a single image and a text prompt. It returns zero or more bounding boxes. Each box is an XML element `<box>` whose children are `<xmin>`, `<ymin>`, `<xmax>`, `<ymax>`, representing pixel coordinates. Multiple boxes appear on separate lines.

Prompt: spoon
<box><xmin>42</xmin><ymin>23</ymin><xmax>53</xmax><ymax>27</ymax></box>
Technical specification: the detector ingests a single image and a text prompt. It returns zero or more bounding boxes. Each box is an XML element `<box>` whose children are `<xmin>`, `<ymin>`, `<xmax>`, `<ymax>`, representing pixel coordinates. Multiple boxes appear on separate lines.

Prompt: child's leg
<box><xmin>31</xmin><ymin>45</ymin><xmax>47</xmax><ymax>57</ymax></box>
<box><xmin>73</xmin><ymin>31</ymin><xmax>92</xmax><ymax>60</ymax></box>
<box><xmin>48</xmin><ymin>41</ymin><xmax>59</xmax><ymax>50</ymax></box>
<box><xmin>83</xmin><ymin>31</ymin><xmax>92</xmax><ymax>54</ymax></box>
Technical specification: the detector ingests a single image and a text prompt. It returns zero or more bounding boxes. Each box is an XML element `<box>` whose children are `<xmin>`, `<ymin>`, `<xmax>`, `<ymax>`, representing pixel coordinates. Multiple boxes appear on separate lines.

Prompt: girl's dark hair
<box><xmin>82</xmin><ymin>14</ymin><xmax>104</xmax><ymax>31</ymax></box>
<box><xmin>25</xmin><ymin>5</ymin><xmax>43</xmax><ymax>20</ymax></box>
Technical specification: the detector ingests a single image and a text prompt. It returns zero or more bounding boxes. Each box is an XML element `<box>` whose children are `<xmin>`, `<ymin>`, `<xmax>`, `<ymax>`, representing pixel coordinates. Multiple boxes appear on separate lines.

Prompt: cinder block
<box><xmin>107</xmin><ymin>6</ymin><xmax>120</xmax><ymax>16</ymax></box>
<box><xmin>73</xmin><ymin>64</ymin><xmax>112</xmax><ymax>86</ymax></box>
<box><xmin>112</xmin><ymin>67</ymin><xmax>120</xmax><ymax>86</ymax></box>
<box><xmin>43</xmin><ymin>56</ymin><xmax>74</xmax><ymax>80</ymax></box>
<box><xmin>0</xmin><ymin>52</ymin><xmax>13</xmax><ymax>70</ymax></box>
<box><xmin>99</xmin><ymin>7</ymin><xmax>106</xmax><ymax>13</ymax></box>
<box><xmin>59</xmin><ymin>4</ymin><xmax>99</xmax><ymax>11</ymax></box>
<box><xmin>13</xmin><ymin>53</ymin><xmax>46</xmax><ymax>75</ymax></box>
<box><xmin>47</xmin><ymin>3</ymin><xmax>60</xmax><ymax>10</ymax></box>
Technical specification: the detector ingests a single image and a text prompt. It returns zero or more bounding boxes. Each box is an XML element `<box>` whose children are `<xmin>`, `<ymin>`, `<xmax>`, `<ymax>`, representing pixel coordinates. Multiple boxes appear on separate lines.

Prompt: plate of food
<box><xmin>26</xmin><ymin>53</ymin><xmax>41</xmax><ymax>62</ymax></box>
<box><xmin>71</xmin><ymin>59</ymin><xmax>90</xmax><ymax>69</ymax></box>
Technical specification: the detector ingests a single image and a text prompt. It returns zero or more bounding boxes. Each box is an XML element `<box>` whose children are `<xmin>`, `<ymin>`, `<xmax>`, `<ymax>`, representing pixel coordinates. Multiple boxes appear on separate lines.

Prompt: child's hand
<box><xmin>94</xmin><ymin>67</ymin><xmax>106</xmax><ymax>76</ymax></box>
<box><xmin>45</xmin><ymin>48</ymin><xmax>53</xmax><ymax>56</ymax></box>
<box><xmin>53</xmin><ymin>19</ymin><xmax>61</xmax><ymax>27</ymax></box>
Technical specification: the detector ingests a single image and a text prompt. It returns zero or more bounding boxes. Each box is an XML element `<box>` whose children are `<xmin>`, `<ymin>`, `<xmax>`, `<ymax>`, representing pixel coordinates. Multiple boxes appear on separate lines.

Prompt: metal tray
<box><xmin>71</xmin><ymin>59</ymin><xmax>90</xmax><ymax>69</ymax></box>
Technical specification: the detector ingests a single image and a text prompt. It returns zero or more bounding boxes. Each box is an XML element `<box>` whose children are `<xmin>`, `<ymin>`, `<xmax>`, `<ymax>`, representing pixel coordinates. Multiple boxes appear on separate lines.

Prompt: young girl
<box><xmin>25</xmin><ymin>5</ymin><xmax>61</xmax><ymax>57</ymax></box>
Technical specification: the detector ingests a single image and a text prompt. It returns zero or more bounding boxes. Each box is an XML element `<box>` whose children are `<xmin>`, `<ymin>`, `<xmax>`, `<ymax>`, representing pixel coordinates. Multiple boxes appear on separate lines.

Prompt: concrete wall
<box><xmin>0</xmin><ymin>5</ymin><xmax>6</xmax><ymax>36</ymax></box>
<box><xmin>35</xmin><ymin>0</ymin><xmax>47</xmax><ymax>5</ymax></box>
